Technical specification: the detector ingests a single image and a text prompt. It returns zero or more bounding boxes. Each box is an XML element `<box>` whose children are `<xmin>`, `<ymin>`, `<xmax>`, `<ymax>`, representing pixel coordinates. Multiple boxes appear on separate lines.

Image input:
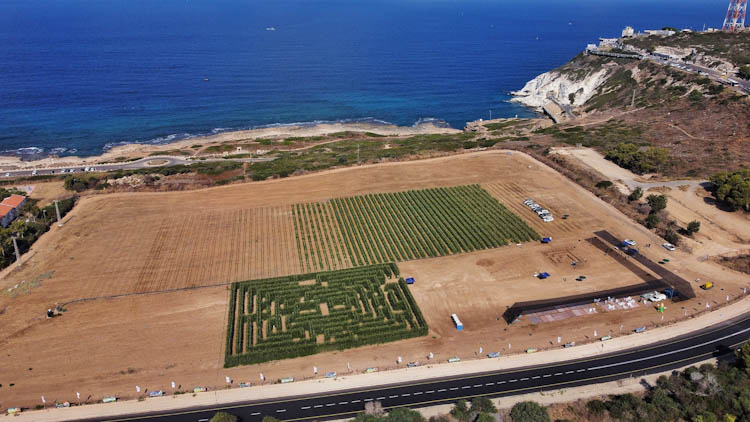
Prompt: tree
<box><xmin>628</xmin><ymin>187</ymin><xmax>643</xmax><ymax>202</ymax></box>
<box><xmin>386</xmin><ymin>408</ymin><xmax>426</xmax><ymax>422</ymax></box>
<box><xmin>476</xmin><ymin>413</ymin><xmax>495</xmax><ymax>422</ymax></box>
<box><xmin>509</xmin><ymin>401</ymin><xmax>550</xmax><ymax>422</ymax></box>
<box><xmin>450</xmin><ymin>400</ymin><xmax>471</xmax><ymax>421</ymax></box>
<box><xmin>470</xmin><ymin>397</ymin><xmax>497</xmax><ymax>414</ymax></box>
<box><xmin>689</xmin><ymin>89</ymin><xmax>704</xmax><ymax>103</ymax></box>
<box><xmin>645</xmin><ymin>213</ymin><xmax>660</xmax><ymax>229</ymax></box>
<box><xmin>586</xmin><ymin>399</ymin><xmax>607</xmax><ymax>416</ymax></box>
<box><xmin>687</xmin><ymin>220</ymin><xmax>701</xmax><ymax>235</ymax></box>
<box><xmin>210</xmin><ymin>412</ymin><xmax>239</xmax><ymax>422</ymax></box>
<box><xmin>736</xmin><ymin>341</ymin><xmax>750</xmax><ymax>375</ymax></box>
<box><xmin>739</xmin><ymin>65</ymin><xmax>750</xmax><ymax>80</ymax></box>
<box><xmin>711</xmin><ymin>170</ymin><xmax>750</xmax><ymax>211</ymax></box>
<box><xmin>595</xmin><ymin>180</ymin><xmax>613</xmax><ymax>189</ymax></box>
<box><xmin>647</xmin><ymin>194</ymin><xmax>668</xmax><ymax>213</ymax></box>
<box><xmin>664</xmin><ymin>229</ymin><xmax>680</xmax><ymax>246</ymax></box>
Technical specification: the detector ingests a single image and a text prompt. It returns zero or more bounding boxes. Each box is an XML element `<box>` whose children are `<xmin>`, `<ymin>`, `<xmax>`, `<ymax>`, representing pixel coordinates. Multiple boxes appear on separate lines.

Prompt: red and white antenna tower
<box><xmin>723</xmin><ymin>0</ymin><xmax>747</xmax><ymax>31</ymax></box>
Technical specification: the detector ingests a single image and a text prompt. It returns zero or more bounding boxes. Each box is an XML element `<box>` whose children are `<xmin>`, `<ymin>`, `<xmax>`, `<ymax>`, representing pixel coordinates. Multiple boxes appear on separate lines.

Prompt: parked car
<box><xmin>623</xmin><ymin>239</ymin><xmax>636</xmax><ymax>246</ymax></box>
<box><xmin>663</xmin><ymin>243</ymin><xmax>676</xmax><ymax>251</ymax></box>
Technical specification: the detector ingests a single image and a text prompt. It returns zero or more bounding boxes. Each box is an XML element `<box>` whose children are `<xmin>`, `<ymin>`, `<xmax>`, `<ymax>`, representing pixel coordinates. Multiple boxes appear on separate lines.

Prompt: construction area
<box><xmin>0</xmin><ymin>151</ymin><xmax>746</xmax><ymax>410</ymax></box>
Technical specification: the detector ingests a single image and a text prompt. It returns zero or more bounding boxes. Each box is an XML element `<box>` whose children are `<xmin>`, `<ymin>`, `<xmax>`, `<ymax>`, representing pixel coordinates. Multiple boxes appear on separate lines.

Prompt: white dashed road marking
<box><xmin>413</xmin><ymin>392</ymin><xmax>423</xmax><ymax>395</ymax></box>
<box><xmin>485</xmin><ymin>382</ymin><xmax>495</xmax><ymax>386</ymax></box>
<box><xmin>351</xmin><ymin>400</ymin><xmax>361</xmax><ymax>404</ymax></box>
<box><xmin>426</xmin><ymin>390</ymin><xmax>435</xmax><ymax>393</ymax></box>
<box><xmin>389</xmin><ymin>395</ymin><xmax>399</xmax><ymax>398</ymax></box>
<box><xmin>276</xmin><ymin>409</ymin><xmax>286</xmax><ymax>413</ymax></box>
<box><xmin>301</xmin><ymin>406</ymin><xmax>311</xmax><ymax>410</ymax></box>
<box><xmin>438</xmin><ymin>389</ymin><xmax>447</xmax><ymax>392</ymax></box>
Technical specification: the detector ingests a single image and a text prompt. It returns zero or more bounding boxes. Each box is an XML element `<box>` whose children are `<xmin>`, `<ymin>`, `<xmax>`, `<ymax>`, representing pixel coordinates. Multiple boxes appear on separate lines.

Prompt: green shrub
<box><xmin>510</xmin><ymin>401</ymin><xmax>550</xmax><ymax>422</ymax></box>
<box><xmin>210</xmin><ymin>412</ymin><xmax>239</xmax><ymax>422</ymax></box>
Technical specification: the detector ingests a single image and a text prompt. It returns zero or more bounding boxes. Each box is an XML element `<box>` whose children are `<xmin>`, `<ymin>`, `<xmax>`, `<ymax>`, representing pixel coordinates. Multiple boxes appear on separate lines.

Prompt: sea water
<box><xmin>0</xmin><ymin>0</ymin><xmax>726</xmax><ymax>157</ymax></box>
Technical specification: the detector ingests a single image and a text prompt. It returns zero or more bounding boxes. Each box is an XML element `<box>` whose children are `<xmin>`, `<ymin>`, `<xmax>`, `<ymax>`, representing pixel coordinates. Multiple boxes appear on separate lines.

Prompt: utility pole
<box><xmin>12</xmin><ymin>236</ymin><xmax>21</xmax><ymax>268</ymax></box>
<box><xmin>54</xmin><ymin>200</ymin><xmax>62</xmax><ymax>227</ymax></box>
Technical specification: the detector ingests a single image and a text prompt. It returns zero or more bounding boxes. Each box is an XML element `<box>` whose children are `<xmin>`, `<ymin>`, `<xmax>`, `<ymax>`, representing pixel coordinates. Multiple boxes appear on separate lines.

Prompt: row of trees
<box><xmin>0</xmin><ymin>196</ymin><xmax>76</xmax><ymax>270</ymax></box>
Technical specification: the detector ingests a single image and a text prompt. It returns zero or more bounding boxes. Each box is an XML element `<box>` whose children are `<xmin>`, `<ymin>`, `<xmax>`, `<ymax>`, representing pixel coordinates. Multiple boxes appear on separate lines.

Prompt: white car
<box><xmin>523</xmin><ymin>199</ymin><xmax>534</xmax><ymax>205</ymax></box>
<box><xmin>623</xmin><ymin>239</ymin><xmax>636</xmax><ymax>246</ymax></box>
<box><xmin>542</xmin><ymin>216</ymin><xmax>554</xmax><ymax>222</ymax></box>
<box><xmin>31</xmin><ymin>170</ymin><xmax>38</xmax><ymax>175</ymax></box>
<box><xmin>663</xmin><ymin>243</ymin><xmax>676</xmax><ymax>251</ymax></box>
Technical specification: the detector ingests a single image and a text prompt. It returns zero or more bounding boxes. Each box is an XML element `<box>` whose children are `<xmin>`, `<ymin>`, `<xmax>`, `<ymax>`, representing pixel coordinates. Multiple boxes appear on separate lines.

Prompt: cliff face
<box><xmin>510</xmin><ymin>67</ymin><xmax>610</xmax><ymax>110</ymax></box>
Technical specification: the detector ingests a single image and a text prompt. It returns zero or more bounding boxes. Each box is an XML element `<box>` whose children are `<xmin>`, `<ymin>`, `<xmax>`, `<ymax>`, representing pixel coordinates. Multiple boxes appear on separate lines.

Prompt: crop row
<box><xmin>323</xmin><ymin>184</ymin><xmax>539</xmax><ymax>266</ymax></box>
<box><xmin>225</xmin><ymin>263</ymin><xmax>424</xmax><ymax>367</ymax></box>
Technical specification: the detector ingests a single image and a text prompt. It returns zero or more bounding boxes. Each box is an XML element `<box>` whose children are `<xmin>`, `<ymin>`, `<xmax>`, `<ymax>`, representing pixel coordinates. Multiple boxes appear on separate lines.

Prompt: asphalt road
<box><xmin>0</xmin><ymin>156</ymin><xmax>276</xmax><ymax>179</ymax></box>
<box><xmin>93</xmin><ymin>313</ymin><xmax>750</xmax><ymax>422</ymax></box>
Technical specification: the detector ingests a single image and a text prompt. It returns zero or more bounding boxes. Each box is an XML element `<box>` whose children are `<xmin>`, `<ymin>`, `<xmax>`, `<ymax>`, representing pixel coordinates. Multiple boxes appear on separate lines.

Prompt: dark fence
<box><xmin>503</xmin><ymin>279</ymin><xmax>668</xmax><ymax>323</ymax></box>
<box><xmin>594</xmin><ymin>230</ymin><xmax>696</xmax><ymax>299</ymax></box>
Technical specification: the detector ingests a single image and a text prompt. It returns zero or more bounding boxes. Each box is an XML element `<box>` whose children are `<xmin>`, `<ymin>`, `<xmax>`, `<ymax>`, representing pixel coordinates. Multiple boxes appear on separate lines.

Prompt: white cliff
<box><xmin>510</xmin><ymin>67</ymin><xmax>611</xmax><ymax>110</ymax></box>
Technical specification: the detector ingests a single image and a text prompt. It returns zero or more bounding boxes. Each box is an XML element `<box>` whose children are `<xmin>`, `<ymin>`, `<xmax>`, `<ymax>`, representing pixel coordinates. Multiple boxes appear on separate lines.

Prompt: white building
<box><xmin>621</xmin><ymin>26</ymin><xmax>635</xmax><ymax>38</ymax></box>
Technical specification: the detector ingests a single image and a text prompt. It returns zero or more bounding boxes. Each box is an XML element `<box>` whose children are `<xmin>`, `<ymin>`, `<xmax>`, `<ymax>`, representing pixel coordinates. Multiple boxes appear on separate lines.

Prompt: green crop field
<box><xmin>224</xmin><ymin>263</ymin><xmax>427</xmax><ymax>367</ymax></box>
<box><xmin>293</xmin><ymin>184</ymin><xmax>539</xmax><ymax>272</ymax></box>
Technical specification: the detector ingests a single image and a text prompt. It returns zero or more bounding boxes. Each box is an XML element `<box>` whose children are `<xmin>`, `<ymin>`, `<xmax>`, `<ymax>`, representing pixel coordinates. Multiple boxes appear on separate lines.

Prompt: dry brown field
<box><xmin>0</xmin><ymin>151</ymin><xmax>746</xmax><ymax>410</ymax></box>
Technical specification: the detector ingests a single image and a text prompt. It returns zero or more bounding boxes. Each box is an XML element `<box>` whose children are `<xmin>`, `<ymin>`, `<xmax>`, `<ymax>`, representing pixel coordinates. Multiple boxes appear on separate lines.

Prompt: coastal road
<box><xmin>90</xmin><ymin>313</ymin><xmax>750</xmax><ymax>422</ymax></box>
<box><xmin>0</xmin><ymin>156</ymin><xmax>276</xmax><ymax>179</ymax></box>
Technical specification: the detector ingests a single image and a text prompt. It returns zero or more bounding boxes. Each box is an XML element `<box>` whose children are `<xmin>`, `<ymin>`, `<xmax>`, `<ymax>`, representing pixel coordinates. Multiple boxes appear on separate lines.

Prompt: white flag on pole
<box><xmin>136</xmin><ymin>386</ymin><xmax>141</xmax><ymax>393</ymax></box>
<box><xmin>171</xmin><ymin>381</ymin><xmax>176</xmax><ymax>389</ymax></box>
<box><xmin>76</xmin><ymin>392</ymin><xmax>80</xmax><ymax>399</ymax></box>
<box><xmin>594</xmin><ymin>330</ymin><xmax>598</xmax><ymax>337</ymax></box>
<box><xmin>41</xmin><ymin>396</ymin><xmax>46</xmax><ymax>404</ymax></box>
<box><xmin>226</xmin><ymin>376</ymin><xmax>231</xmax><ymax>383</ymax></box>
<box><xmin>260</xmin><ymin>373</ymin><xmax>265</xmax><ymax>381</ymax></box>
<box><xmin>313</xmin><ymin>366</ymin><xmax>318</xmax><ymax>374</ymax></box>
<box><xmin>347</xmin><ymin>362</ymin><xmax>351</xmax><ymax>371</ymax></box>
<box><xmin>479</xmin><ymin>347</ymin><xmax>483</xmax><ymax>354</ymax></box>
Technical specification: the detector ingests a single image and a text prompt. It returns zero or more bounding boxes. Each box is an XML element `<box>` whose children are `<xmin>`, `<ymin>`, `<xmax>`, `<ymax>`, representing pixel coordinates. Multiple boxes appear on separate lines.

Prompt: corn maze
<box><xmin>225</xmin><ymin>263</ymin><xmax>427</xmax><ymax>367</ymax></box>
<box><xmin>293</xmin><ymin>184</ymin><xmax>539</xmax><ymax>271</ymax></box>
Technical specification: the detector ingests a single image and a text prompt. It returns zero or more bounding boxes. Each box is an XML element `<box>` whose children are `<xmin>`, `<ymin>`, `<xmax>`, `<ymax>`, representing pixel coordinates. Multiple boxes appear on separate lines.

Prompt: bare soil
<box><xmin>0</xmin><ymin>151</ymin><xmax>746</xmax><ymax>410</ymax></box>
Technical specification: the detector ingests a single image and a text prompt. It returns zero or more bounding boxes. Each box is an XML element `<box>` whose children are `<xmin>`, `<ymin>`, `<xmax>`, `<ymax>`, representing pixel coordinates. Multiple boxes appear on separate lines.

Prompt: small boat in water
<box><xmin>266</xmin><ymin>26</ymin><xmax>276</xmax><ymax>31</ymax></box>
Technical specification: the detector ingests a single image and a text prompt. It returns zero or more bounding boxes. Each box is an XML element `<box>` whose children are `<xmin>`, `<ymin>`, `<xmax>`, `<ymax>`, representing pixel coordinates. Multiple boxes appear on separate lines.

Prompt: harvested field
<box><xmin>225</xmin><ymin>263</ymin><xmax>427</xmax><ymax>367</ymax></box>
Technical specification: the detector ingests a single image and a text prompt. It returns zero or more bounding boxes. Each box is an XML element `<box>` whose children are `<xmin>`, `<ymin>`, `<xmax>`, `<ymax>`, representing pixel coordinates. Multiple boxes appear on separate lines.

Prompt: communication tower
<box><xmin>723</xmin><ymin>0</ymin><xmax>747</xmax><ymax>31</ymax></box>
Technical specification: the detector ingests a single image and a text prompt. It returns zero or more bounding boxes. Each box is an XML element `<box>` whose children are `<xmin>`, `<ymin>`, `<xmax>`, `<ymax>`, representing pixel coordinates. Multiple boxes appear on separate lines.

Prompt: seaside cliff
<box><xmin>510</xmin><ymin>64</ymin><xmax>610</xmax><ymax>110</ymax></box>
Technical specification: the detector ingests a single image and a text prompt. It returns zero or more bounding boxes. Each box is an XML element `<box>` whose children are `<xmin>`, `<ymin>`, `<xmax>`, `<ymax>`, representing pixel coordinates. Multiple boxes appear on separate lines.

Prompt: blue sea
<box><xmin>0</xmin><ymin>0</ymin><xmax>728</xmax><ymax>157</ymax></box>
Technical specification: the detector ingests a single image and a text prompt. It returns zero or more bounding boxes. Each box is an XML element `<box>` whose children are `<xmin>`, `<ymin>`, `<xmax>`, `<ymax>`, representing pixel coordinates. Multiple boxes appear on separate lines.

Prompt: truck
<box><xmin>701</xmin><ymin>282</ymin><xmax>714</xmax><ymax>290</ymax></box>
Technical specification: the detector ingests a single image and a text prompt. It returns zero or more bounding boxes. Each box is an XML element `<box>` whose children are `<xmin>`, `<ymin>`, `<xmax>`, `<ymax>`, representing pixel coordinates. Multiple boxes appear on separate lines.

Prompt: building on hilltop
<box><xmin>0</xmin><ymin>194</ymin><xmax>27</xmax><ymax>228</ymax></box>
<box><xmin>621</xmin><ymin>26</ymin><xmax>635</xmax><ymax>38</ymax></box>
<box><xmin>644</xmin><ymin>29</ymin><xmax>676</xmax><ymax>36</ymax></box>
